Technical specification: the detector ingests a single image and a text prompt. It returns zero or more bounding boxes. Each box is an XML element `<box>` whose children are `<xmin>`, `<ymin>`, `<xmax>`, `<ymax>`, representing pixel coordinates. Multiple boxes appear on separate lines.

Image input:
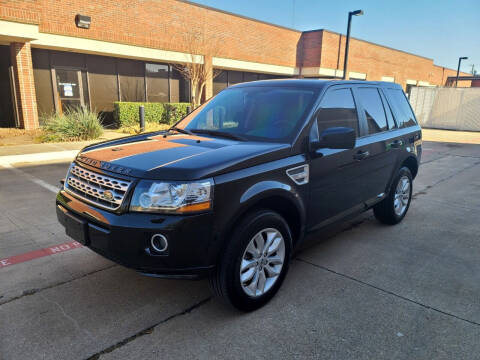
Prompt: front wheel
<box><xmin>209</xmin><ymin>209</ymin><xmax>292</xmax><ymax>311</ymax></box>
<box><xmin>374</xmin><ymin>167</ymin><xmax>413</xmax><ymax>225</ymax></box>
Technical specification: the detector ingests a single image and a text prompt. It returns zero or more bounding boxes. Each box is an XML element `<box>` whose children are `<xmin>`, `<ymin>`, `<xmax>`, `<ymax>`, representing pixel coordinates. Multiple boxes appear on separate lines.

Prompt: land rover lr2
<box><xmin>57</xmin><ymin>80</ymin><xmax>422</xmax><ymax>311</ymax></box>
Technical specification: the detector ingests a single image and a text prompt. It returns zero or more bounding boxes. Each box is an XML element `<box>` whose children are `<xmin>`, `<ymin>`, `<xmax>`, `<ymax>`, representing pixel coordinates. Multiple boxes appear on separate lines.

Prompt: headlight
<box><xmin>63</xmin><ymin>163</ymin><xmax>74</xmax><ymax>190</ymax></box>
<box><xmin>130</xmin><ymin>179</ymin><xmax>213</xmax><ymax>213</ymax></box>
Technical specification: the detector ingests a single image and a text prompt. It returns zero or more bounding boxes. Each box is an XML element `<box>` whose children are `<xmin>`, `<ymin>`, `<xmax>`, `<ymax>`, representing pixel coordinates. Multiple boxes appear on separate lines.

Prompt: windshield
<box><xmin>176</xmin><ymin>86</ymin><xmax>318</xmax><ymax>142</ymax></box>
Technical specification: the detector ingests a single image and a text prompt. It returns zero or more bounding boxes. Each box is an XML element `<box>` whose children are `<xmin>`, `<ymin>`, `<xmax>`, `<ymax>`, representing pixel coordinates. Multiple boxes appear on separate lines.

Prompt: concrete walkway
<box><xmin>0</xmin><ymin>130</ymin><xmax>126</xmax><ymax>157</ymax></box>
<box><xmin>422</xmin><ymin>128</ymin><xmax>480</xmax><ymax>144</ymax></box>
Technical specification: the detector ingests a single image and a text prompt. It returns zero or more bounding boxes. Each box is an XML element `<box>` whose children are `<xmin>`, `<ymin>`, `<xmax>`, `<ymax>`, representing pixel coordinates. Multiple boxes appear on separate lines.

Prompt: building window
<box><xmin>228</xmin><ymin>70</ymin><xmax>243</xmax><ymax>85</ymax></box>
<box><xmin>170</xmin><ymin>67</ymin><xmax>190</xmax><ymax>103</ymax></box>
<box><xmin>213</xmin><ymin>71</ymin><xmax>228</xmax><ymax>95</ymax></box>
<box><xmin>146</xmin><ymin>63</ymin><xmax>169</xmax><ymax>103</ymax></box>
<box><xmin>86</xmin><ymin>55</ymin><xmax>118</xmax><ymax>113</ymax></box>
<box><xmin>32</xmin><ymin>49</ymin><xmax>55</xmax><ymax>118</ymax></box>
<box><xmin>145</xmin><ymin>63</ymin><xmax>190</xmax><ymax>103</ymax></box>
<box><xmin>243</xmin><ymin>72</ymin><xmax>259</xmax><ymax>82</ymax></box>
<box><xmin>118</xmin><ymin>59</ymin><xmax>145</xmax><ymax>102</ymax></box>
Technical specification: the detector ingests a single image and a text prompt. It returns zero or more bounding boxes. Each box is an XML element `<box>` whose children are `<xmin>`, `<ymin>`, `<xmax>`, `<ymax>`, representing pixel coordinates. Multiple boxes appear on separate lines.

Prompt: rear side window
<box><xmin>357</xmin><ymin>88</ymin><xmax>388</xmax><ymax>134</ymax></box>
<box><xmin>317</xmin><ymin>88</ymin><xmax>359</xmax><ymax>136</ymax></box>
<box><xmin>381</xmin><ymin>92</ymin><xmax>397</xmax><ymax>129</ymax></box>
<box><xmin>385</xmin><ymin>89</ymin><xmax>417</xmax><ymax>128</ymax></box>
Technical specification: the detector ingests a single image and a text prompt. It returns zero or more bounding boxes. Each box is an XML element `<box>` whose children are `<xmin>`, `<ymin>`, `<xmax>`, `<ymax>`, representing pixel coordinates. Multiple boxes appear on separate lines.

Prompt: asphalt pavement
<box><xmin>0</xmin><ymin>140</ymin><xmax>479</xmax><ymax>360</ymax></box>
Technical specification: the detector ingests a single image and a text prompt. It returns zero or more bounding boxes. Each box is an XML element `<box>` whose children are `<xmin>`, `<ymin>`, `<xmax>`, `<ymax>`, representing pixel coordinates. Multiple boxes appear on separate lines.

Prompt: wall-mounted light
<box><xmin>75</xmin><ymin>14</ymin><xmax>91</xmax><ymax>29</ymax></box>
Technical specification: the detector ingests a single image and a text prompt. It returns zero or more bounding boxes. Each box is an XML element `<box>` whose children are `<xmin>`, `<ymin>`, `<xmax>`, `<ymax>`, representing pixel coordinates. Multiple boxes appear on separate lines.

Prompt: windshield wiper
<box><xmin>191</xmin><ymin>129</ymin><xmax>247</xmax><ymax>141</ymax></box>
<box><xmin>165</xmin><ymin>126</ymin><xmax>194</xmax><ymax>136</ymax></box>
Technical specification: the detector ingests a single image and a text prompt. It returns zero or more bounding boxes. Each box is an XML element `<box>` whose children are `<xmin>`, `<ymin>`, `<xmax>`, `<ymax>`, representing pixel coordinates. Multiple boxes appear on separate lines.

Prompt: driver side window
<box><xmin>316</xmin><ymin>88</ymin><xmax>359</xmax><ymax>137</ymax></box>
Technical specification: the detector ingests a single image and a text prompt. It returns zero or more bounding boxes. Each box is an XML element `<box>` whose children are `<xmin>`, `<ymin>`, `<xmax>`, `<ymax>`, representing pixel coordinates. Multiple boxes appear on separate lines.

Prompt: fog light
<box><xmin>150</xmin><ymin>234</ymin><xmax>168</xmax><ymax>252</ymax></box>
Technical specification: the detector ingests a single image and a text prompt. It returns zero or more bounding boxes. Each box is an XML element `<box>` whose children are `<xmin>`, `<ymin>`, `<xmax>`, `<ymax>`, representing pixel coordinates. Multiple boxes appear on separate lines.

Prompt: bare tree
<box><xmin>173</xmin><ymin>26</ymin><xmax>222</xmax><ymax>108</ymax></box>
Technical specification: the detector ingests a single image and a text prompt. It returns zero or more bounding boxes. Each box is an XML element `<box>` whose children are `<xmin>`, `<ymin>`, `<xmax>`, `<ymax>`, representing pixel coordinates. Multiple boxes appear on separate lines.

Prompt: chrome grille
<box><xmin>65</xmin><ymin>164</ymin><xmax>132</xmax><ymax>210</ymax></box>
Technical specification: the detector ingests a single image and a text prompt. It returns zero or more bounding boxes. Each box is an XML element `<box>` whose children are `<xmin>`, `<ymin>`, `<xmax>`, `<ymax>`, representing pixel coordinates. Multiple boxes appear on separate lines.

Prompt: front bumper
<box><xmin>56</xmin><ymin>190</ymin><xmax>216</xmax><ymax>279</ymax></box>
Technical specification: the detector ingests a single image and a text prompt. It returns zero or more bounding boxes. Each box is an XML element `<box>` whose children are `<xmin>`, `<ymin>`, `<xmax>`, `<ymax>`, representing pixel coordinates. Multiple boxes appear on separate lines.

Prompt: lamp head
<box><xmin>351</xmin><ymin>10</ymin><xmax>364</xmax><ymax>16</ymax></box>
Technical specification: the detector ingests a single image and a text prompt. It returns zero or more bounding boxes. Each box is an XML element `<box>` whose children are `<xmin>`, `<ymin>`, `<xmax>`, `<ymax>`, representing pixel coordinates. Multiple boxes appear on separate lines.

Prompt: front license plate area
<box><xmin>64</xmin><ymin>211</ymin><xmax>89</xmax><ymax>245</ymax></box>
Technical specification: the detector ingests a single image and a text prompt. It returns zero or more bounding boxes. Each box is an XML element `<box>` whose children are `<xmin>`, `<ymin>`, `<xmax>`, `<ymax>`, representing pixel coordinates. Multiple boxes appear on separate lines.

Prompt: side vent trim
<box><xmin>286</xmin><ymin>164</ymin><xmax>309</xmax><ymax>185</ymax></box>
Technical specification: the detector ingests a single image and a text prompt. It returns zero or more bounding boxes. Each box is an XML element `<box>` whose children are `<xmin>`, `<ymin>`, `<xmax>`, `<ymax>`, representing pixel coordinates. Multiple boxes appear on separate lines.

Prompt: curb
<box><xmin>0</xmin><ymin>150</ymin><xmax>78</xmax><ymax>166</ymax></box>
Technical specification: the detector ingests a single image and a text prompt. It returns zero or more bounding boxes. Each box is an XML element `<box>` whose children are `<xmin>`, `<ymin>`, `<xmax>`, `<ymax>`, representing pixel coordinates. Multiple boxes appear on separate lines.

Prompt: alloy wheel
<box><xmin>240</xmin><ymin>228</ymin><xmax>285</xmax><ymax>297</ymax></box>
<box><xmin>394</xmin><ymin>175</ymin><xmax>411</xmax><ymax>216</ymax></box>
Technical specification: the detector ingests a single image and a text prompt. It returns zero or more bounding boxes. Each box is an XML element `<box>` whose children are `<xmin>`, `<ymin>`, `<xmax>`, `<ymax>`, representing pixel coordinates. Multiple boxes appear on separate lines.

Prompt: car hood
<box><xmin>76</xmin><ymin>132</ymin><xmax>291</xmax><ymax>180</ymax></box>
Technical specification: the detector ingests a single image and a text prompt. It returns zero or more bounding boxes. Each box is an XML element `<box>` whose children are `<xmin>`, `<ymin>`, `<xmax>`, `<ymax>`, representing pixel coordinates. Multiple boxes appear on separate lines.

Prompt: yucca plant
<box><xmin>41</xmin><ymin>107</ymin><xmax>104</xmax><ymax>142</ymax></box>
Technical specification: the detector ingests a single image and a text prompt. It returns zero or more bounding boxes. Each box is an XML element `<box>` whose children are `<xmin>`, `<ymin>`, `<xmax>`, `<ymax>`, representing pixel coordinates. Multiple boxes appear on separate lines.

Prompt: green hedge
<box><xmin>162</xmin><ymin>103</ymin><xmax>191</xmax><ymax>125</ymax></box>
<box><xmin>113</xmin><ymin>102</ymin><xmax>191</xmax><ymax>128</ymax></box>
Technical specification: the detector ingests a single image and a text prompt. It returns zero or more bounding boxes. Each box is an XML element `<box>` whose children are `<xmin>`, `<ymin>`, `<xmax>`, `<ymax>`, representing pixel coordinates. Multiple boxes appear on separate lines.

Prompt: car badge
<box><xmin>103</xmin><ymin>190</ymin><xmax>114</xmax><ymax>201</ymax></box>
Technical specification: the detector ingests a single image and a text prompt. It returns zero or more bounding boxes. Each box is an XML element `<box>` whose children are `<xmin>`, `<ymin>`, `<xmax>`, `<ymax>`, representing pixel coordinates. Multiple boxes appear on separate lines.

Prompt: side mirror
<box><xmin>310</xmin><ymin>127</ymin><xmax>356</xmax><ymax>151</ymax></box>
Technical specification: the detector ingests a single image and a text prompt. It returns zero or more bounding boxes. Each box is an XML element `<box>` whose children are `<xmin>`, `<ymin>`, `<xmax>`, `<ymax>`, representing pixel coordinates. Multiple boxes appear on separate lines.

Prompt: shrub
<box><xmin>40</xmin><ymin>107</ymin><xmax>104</xmax><ymax>142</ymax></box>
<box><xmin>113</xmin><ymin>102</ymin><xmax>164</xmax><ymax>128</ymax></box>
<box><xmin>117</xmin><ymin>122</ymin><xmax>171</xmax><ymax>135</ymax></box>
<box><xmin>161</xmin><ymin>103</ymin><xmax>190</xmax><ymax>125</ymax></box>
<box><xmin>113</xmin><ymin>102</ymin><xmax>191</xmax><ymax>128</ymax></box>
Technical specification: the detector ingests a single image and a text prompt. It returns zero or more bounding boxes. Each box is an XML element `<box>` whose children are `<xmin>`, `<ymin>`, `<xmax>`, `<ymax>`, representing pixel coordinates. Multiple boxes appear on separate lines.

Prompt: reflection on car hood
<box><xmin>76</xmin><ymin>132</ymin><xmax>291</xmax><ymax>180</ymax></box>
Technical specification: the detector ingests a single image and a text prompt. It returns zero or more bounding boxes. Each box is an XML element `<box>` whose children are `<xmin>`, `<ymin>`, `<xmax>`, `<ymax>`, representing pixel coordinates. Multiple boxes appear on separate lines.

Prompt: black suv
<box><xmin>56</xmin><ymin>80</ymin><xmax>421</xmax><ymax>311</ymax></box>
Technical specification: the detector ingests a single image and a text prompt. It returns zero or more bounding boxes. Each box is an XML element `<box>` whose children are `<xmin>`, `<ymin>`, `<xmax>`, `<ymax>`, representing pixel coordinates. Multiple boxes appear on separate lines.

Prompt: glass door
<box><xmin>55</xmin><ymin>68</ymin><xmax>88</xmax><ymax>113</ymax></box>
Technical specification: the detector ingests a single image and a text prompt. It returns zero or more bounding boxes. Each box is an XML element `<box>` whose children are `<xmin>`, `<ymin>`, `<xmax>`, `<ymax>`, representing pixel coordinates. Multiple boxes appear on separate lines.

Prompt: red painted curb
<box><xmin>0</xmin><ymin>241</ymin><xmax>83</xmax><ymax>269</ymax></box>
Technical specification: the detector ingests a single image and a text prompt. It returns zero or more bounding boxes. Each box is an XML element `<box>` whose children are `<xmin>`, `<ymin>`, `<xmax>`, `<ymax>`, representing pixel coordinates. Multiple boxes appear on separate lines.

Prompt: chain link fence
<box><xmin>409</xmin><ymin>87</ymin><xmax>480</xmax><ymax>131</ymax></box>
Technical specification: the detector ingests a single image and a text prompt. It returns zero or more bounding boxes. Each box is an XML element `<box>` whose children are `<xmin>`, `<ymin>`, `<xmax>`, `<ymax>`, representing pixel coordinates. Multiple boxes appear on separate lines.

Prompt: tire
<box><xmin>209</xmin><ymin>209</ymin><xmax>292</xmax><ymax>312</ymax></box>
<box><xmin>374</xmin><ymin>166</ymin><xmax>413</xmax><ymax>225</ymax></box>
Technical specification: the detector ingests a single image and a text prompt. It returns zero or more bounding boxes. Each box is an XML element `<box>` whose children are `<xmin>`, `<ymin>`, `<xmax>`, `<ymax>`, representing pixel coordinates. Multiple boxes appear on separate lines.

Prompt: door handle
<box><xmin>388</xmin><ymin>140</ymin><xmax>403</xmax><ymax>149</ymax></box>
<box><xmin>353</xmin><ymin>150</ymin><xmax>369</xmax><ymax>161</ymax></box>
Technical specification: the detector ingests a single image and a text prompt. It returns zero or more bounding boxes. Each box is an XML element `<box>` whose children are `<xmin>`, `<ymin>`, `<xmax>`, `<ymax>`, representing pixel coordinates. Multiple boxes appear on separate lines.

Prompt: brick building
<box><xmin>0</xmin><ymin>0</ymin><xmax>470</xmax><ymax>129</ymax></box>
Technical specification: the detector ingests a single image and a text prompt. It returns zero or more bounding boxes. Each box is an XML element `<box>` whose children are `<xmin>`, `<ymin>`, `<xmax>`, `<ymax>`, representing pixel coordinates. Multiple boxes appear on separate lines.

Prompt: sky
<box><xmin>190</xmin><ymin>0</ymin><xmax>479</xmax><ymax>73</ymax></box>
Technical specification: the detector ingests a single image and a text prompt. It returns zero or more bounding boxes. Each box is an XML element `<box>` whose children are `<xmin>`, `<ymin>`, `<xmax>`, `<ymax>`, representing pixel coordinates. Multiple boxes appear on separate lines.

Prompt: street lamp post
<box><xmin>342</xmin><ymin>9</ymin><xmax>364</xmax><ymax>80</ymax></box>
<box><xmin>455</xmin><ymin>56</ymin><xmax>468</xmax><ymax>87</ymax></box>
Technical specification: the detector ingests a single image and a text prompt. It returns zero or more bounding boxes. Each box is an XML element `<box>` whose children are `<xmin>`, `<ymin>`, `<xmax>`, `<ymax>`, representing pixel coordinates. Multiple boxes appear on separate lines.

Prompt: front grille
<box><xmin>65</xmin><ymin>164</ymin><xmax>132</xmax><ymax>210</ymax></box>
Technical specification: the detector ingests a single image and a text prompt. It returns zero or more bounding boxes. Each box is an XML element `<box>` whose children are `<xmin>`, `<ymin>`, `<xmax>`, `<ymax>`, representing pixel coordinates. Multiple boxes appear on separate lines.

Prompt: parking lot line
<box><xmin>0</xmin><ymin>240</ymin><xmax>83</xmax><ymax>269</ymax></box>
<box><xmin>0</xmin><ymin>150</ymin><xmax>76</xmax><ymax>193</ymax></box>
<box><xmin>0</xmin><ymin>163</ymin><xmax>61</xmax><ymax>193</ymax></box>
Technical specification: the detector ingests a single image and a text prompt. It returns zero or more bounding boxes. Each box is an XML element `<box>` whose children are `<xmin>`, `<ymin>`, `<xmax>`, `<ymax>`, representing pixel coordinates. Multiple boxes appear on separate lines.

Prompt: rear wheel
<box><xmin>209</xmin><ymin>209</ymin><xmax>292</xmax><ymax>311</ymax></box>
<box><xmin>374</xmin><ymin>167</ymin><xmax>413</xmax><ymax>225</ymax></box>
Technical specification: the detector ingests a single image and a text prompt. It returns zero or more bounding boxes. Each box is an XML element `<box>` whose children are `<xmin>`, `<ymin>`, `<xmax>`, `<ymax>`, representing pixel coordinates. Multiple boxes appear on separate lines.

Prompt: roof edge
<box><xmin>320</xmin><ymin>29</ymin><xmax>434</xmax><ymax>62</ymax></box>
<box><xmin>178</xmin><ymin>0</ymin><xmax>302</xmax><ymax>33</ymax></box>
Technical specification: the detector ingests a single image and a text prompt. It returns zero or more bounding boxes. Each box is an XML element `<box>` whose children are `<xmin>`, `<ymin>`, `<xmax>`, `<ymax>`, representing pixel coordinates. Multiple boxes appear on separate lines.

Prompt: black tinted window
<box><xmin>317</xmin><ymin>88</ymin><xmax>358</xmax><ymax>136</ymax></box>
<box><xmin>381</xmin><ymin>92</ymin><xmax>396</xmax><ymax>129</ymax></box>
<box><xmin>386</xmin><ymin>89</ymin><xmax>417</xmax><ymax>128</ymax></box>
<box><xmin>357</xmin><ymin>88</ymin><xmax>388</xmax><ymax>134</ymax></box>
